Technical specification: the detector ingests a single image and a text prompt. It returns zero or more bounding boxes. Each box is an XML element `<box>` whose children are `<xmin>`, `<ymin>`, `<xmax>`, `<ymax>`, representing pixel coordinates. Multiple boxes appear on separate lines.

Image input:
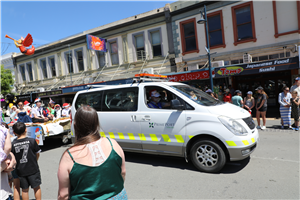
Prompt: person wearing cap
<box><xmin>147</xmin><ymin>90</ymin><xmax>170</xmax><ymax>109</ymax></box>
<box><xmin>62</xmin><ymin>103</ymin><xmax>71</xmax><ymax>117</ymax></box>
<box><xmin>31</xmin><ymin>98</ymin><xmax>49</xmax><ymax>123</ymax></box>
<box><xmin>278</xmin><ymin>86</ymin><xmax>292</xmax><ymax>129</ymax></box>
<box><xmin>46</xmin><ymin>98</ymin><xmax>56</xmax><ymax>120</ymax></box>
<box><xmin>206</xmin><ymin>89</ymin><xmax>218</xmax><ymax>99</ymax></box>
<box><xmin>231</xmin><ymin>90</ymin><xmax>243</xmax><ymax>107</ymax></box>
<box><xmin>291</xmin><ymin>77</ymin><xmax>300</xmax><ymax>98</ymax></box>
<box><xmin>243</xmin><ymin>91</ymin><xmax>255</xmax><ymax>115</ymax></box>
<box><xmin>255</xmin><ymin>86</ymin><xmax>268</xmax><ymax>130</ymax></box>
<box><xmin>223</xmin><ymin>88</ymin><xmax>232</xmax><ymax>103</ymax></box>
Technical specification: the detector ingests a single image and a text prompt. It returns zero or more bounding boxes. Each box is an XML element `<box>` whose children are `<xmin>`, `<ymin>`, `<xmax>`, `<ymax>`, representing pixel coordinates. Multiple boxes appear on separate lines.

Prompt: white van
<box><xmin>71</xmin><ymin>80</ymin><xmax>259</xmax><ymax>172</ymax></box>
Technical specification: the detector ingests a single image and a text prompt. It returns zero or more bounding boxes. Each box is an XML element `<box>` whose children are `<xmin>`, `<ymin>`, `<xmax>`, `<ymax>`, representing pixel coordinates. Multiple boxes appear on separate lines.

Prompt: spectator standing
<box><xmin>289</xmin><ymin>91</ymin><xmax>299</xmax><ymax>131</ymax></box>
<box><xmin>278</xmin><ymin>86</ymin><xmax>292</xmax><ymax>129</ymax></box>
<box><xmin>57</xmin><ymin>106</ymin><xmax>127</xmax><ymax>200</ymax></box>
<box><xmin>231</xmin><ymin>90</ymin><xmax>243</xmax><ymax>107</ymax></box>
<box><xmin>11</xmin><ymin>122</ymin><xmax>42</xmax><ymax>200</ymax></box>
<box><xmin>223</xmin><ymin>89</ymin><xmax>232</xmax><ymax>103</ymax></box>
<box><xmin>255</xmin><ymin>86</ymin><xmax>268</xmax><ymax>130</ymax></box>
<box><xmin>243</xmin><ymin>91</ymin><xmax>255</xmax><ymax>115</ymax></box>
<box><xmin>229</xmin><ymin>85</ymin><xmax>235</xmax><ymax>96</ymax></box>
<box><xmin>218</xmin><ymin>91</ymin><xmax>223</xmax><ymax>101</ymax></box>
<box><xmin>290</xmin><ymin>77</ymin><xmax>300</xmax><ymax>97</ymax></box>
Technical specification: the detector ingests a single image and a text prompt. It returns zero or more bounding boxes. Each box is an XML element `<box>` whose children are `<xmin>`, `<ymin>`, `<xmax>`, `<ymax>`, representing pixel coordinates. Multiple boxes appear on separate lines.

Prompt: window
<box><xmin>97</xmin><ymin>51</ymin><xmax>106</xmax><ymax>68</ymax></box>
<box><xmin>259</xmin><ymin>55</ymin><xmax>268</xmax><ymax>61</ymax></box>
<box><xmin>20</xmin><ymin>64</ymin><xmax>26</xmax><ymax>82</ymax></box>
<box><xmin>49</xmin><ymin>57</ymin><xmax>56</xmax><ymax>77</ymax></box>
<box><xmin>232</xmin><ymin>1</ymin><xmax>256</xmax><ymax>45</ymax></box>
<box><xmin>75</xmin><ymin>91</ymin><xmax>103</xmax><ymax>111</ymax></box>
<box><xmin>135</xmin><ymin>35</ymin><xmax>146</xmax><ymax>60</ymax></box>
<box><xmin>102</xmin><ymin>88</ymin><xmax>138</xmax><ymax>112</ymax></box>
<box><xmin>110</xmin><ymin>42</ymin><xmax>119</xmax><ymax>65</ymax></box>
<box><xmin>206</xmin><ymin>10</ymin><xmax>225</xmax><ymax>49</ymax></box>
<box><xmin>76</xmin><ymin>50</ymin><xmax>84</xmax><ymax>71</ymax></box>
<box><xmin>151</xmin><ymin>31</ymin><xmax>162</xmax><ymax>57</ymax></box>
<box><xmin>273</xmin><ymin>1</ymin><xmax>300</xmax><ymax>38</ymax></box>
<box><xmin>40</xmin><ymin>59</ymin><xmax>48</xmax><ymax>78</ymax></box>
<box><xmin>280</xmin><ymin>52</ymin><xmax>290</xmax><ymax>58</ymax></box>
<box><xmin>145</xmin><ymin>86</ymin><xmax>194</xmax><ymax>110</ymax></box>
<box><xmin>66</xmin><ymin>52</ymin><xmax>74</xmax><ymax>73</ymax></box>
<box><xmin>26</xmin><ymin>63</ymin><xmax>33</xmax><ymax>81</ymax></box>
<box><xmin>269</xmin><ymin>54</ymin><xmax>279</xmax><ymax>60</ymax></box>
<box><xmin>231</xmin><ymin>60</ymin><xmax>239</xmax><ymax>64</ymax></box>
<box><xmin>180</xmin><ymin>18</ymin><xmax>199</xmax><ymax>55</ymax></box>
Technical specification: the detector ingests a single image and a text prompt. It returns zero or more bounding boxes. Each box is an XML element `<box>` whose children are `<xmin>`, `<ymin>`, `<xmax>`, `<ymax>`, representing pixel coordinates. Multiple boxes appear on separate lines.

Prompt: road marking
<box><xmin>251</xmin><ymin>156</ymin><xmax>300</xmax><ymax>163</ymax></box>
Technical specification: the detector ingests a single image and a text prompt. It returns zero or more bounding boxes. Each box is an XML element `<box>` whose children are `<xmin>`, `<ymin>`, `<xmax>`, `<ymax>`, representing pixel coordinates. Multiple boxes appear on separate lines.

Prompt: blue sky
<box><xmin>1</xmin><ymin>1</ymin><xmax>176</xmax><ymax>56</ymax></box>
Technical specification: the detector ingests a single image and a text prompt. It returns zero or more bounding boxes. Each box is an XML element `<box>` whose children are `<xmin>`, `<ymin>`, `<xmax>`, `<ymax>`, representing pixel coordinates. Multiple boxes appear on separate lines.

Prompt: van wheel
<box><xmin>190</xmin><ymin>140</ymin><xmax>226</xmax><ymax>173</ymax></box>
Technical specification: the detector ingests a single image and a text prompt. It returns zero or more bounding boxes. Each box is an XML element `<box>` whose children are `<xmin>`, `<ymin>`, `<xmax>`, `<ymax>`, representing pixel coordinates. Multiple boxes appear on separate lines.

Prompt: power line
<box><xmin>1</xmin><ymin>43</ymin><xmax>11</xmax><ymax>54</ymax></box>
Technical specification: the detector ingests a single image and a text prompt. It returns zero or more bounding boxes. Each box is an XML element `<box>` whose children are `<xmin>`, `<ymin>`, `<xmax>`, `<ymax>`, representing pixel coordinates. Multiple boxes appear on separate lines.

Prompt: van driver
<box><xmin>148</xmin><ymin>90</ymin><xmax>170</xmax><ymax>109</ymax></box>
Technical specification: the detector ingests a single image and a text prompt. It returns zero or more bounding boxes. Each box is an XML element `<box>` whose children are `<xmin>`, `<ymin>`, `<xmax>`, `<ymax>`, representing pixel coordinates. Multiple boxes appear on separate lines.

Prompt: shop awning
<box><xmin>61</xmin><ymin>78</ymin><xmax>133</xmax><ymax>94</ymax></box>
<box><xmin>214</xmin><ymin>56</ymin><xmax>299</xmax><ymax>78</ymax></box>
<box><xmin>164</xmin><ymin>69</ymin><xmax>215</xmax><ymax>82</ymax></box>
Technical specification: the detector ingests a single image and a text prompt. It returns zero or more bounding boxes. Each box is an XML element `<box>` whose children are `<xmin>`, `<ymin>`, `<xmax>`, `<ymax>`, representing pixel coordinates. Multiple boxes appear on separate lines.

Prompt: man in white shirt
<box><xmin>291</xmin><ymin>77</ymin><xmax>300</xmax><ymax>98</ymax></box>
<box><xmin>31</xmin><ymin>98</ymin><xmax>49</xmax><ymax>123</ymax></box>
<box><xmin>62</xmin><ymin>103</ymin><xmax>70</xmax><ymax>117</ymax></box>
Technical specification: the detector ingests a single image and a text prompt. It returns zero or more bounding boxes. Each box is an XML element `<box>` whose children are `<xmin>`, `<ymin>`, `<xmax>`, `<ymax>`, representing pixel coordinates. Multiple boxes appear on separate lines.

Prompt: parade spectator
<box><xmin>232</xmin><ymin>90</ymin><xmax>243</xmax><ymax>107</ymax></box>
<box><xmin>11</xmin><ymin>122</ymin><xmax>42</xmax><ymax>200</ymax></box>
<box><xmin>256</xmin><ymin>86</ymin><xmax>268</xmax><ymax>130</ymax></box>
<box><xmin>278</xmin><ymin>86</ymin><xmax>292</xmax><ymax>129</ymax></box>
<box><xmin>62</xmin><ymin>103</ymin><xmax>71</xmax><ymax>117</ymax></box>
<box><xmin>229</xmin><ymin>85</ymin><xmax>235</xmax><ymax>96</ymax></box>
<box><xmin>1</xmin><ymin>152</ymin><xmax>16</xmax><ymax>200</ymax></box>
<box><xmin>223</xmin><ymin>89</ymin><xmax>232</xmax><ymax>103</ymax></box>
<box><xmin>31</xmin><ymin>98</ymin><xmax>49</xmax><ymax>123</ymax></box>
<box><xmin>290</xmin><ymin>77</ymin><xmax>300</xmax><ymax>97</ymax></box>
<box><xmin>243</xmin><ymin>91</ymin><xmax>255</xmax><ymax>115</ymax></box>
<box><xmin>57</xmin><ymin>106</ymin><xmax>127</xmax><ymax>200</ymax></box>
<box><xmin>16</xmin><ymin>102</ymin><xmax>32</xmax><ymax>123</ymax></box>
<box><xmin>285</xmin><ymin>91</ymin><xmax>300</xmax><ymax>131</ymax></box>
<box><xmin>206</xmin><ymin>89</ymin><xmax>218</xmax><ymax>99</ymax></box>
<box><xmin>218</xmin><ymin>91</ymin><xmax>223</xmax><ymax>101</ymax></box>
<box><xmin>46</xmin><ymin>98</ymin><xmax>55</xmax><ymax>120</ymax></box>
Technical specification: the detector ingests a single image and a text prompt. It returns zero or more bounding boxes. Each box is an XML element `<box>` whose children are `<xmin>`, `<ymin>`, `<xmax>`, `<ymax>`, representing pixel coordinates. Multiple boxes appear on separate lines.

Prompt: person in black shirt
<box><xmin>11</xmin><ymin>122</ymin><xmax>41</xmax><ymax>200</ymax></box>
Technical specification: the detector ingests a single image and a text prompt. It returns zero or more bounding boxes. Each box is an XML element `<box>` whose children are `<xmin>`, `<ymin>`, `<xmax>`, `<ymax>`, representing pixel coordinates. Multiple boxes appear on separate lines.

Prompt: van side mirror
<box><xmin>171</xmin><ymin>99</ymin><xmax>184</xmax><ymax>110</ymax></box>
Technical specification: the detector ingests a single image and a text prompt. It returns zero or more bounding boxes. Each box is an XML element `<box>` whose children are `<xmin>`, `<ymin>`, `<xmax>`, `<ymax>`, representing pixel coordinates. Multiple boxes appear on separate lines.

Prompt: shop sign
<box><xmin>168</xmin><ymin>70</ymin><xmax>215</xmax><ymax>82</ymax></box>
<box><xmin>214</xmin><ymin>56</ymin><xmax>299</xmax><ymax>78</ymax></box>
<box><xmin>36</xmin><ymin>90</ymin><xmax>62</xmax><ymax>97</ymax></box>
<box><xmin>17</xmin><ymin>94</ymin><xmax>31</xmax><ymax>100</ymax></box>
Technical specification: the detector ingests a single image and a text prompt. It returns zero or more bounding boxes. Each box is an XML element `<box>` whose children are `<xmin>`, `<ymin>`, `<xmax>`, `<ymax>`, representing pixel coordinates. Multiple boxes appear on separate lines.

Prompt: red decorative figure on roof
<box><xmin>5</xmin><ymin>33</ymin><xmax>35</xmax><ymax>56</ymax></box>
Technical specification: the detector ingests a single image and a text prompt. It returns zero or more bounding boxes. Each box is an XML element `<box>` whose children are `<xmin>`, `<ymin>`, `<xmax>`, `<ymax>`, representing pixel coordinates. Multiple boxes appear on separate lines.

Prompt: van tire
<box><xmin>190</xmin><ymin>140</ymin><xmax>226</xmax><ymax>173</ymax></box>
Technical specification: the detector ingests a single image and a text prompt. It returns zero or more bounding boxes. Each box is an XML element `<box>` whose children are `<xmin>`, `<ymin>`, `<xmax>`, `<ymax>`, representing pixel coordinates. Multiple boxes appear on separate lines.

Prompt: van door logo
<box><xmin>149</xmin><ymin>122</ymin><xmax>154</xmax><ymax>128</ymax></box>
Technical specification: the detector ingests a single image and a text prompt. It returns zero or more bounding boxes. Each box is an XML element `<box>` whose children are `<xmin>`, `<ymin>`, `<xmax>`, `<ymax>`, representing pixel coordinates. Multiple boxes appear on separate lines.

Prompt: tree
<box><xmin>1</xmin><ymin>64</ymin><xmax>14</xmax><ymax>96</ymax></box>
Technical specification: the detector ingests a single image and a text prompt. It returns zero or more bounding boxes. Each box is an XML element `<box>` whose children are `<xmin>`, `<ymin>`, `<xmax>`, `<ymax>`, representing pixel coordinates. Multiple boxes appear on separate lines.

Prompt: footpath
<box><xmin>253</xmin><ymin>118</ymin><xmax>299</xmax><ymax>132</ymax></box>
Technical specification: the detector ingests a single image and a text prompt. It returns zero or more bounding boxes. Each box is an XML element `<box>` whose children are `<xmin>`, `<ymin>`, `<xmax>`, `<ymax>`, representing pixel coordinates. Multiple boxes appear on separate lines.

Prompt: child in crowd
<box><xmin>290</xmin><ymin>91</ymin><xmax>300</xmax><ymax>131</ymax></box>
<box><xmin>62</xmin><ymin>103</ymin><xmax>70</xmax><ymax>117</ymax></box>
<box><xmin>11</xmin><ymin>122</ymin><xmax>42</xmax><ymax>200</ymax></box>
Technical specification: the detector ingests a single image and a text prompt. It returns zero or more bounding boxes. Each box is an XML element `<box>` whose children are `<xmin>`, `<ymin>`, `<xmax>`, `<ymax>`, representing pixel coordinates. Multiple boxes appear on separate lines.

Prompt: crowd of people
<box><xmin>5</xmin><ymin>98</ymin><xmax>71</xmax><ymax>124</ymax></box>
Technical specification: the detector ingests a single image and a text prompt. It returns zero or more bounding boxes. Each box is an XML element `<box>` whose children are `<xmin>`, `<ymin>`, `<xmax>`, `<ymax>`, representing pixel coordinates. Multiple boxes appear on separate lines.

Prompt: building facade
<box><xmin>0</xmin><ymin>52</ymin><xmax>16</xmax><ymax>94</ymax></box>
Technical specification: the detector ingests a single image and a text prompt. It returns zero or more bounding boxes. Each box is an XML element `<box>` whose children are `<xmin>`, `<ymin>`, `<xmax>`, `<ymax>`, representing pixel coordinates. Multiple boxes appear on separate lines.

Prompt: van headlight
<box><xmin>218</xmin><ymin>116</ymin><xmax>248</xmax><ymax>136</ymax></box>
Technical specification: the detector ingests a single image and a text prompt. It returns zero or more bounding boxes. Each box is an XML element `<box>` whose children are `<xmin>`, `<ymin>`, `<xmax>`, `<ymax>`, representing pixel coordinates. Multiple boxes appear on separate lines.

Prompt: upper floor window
<box><xmin>49</xmin><ymin>57</ymin><xmax>56</xmax><ymax>77</ymax></box>
<box><xmin>65</xmin><ymin>52</ymin><xmax>74</xmax><ymax>73</ymax></box>
<box><xmin>110</xmin><ymin>42</ymin><xmax>119</xmax><ymax>65</ymax></box>
<box><xmin>97</xmin><ymin>51</ymin><xmax>106</xmax><ymax>68</ymax></box>
<box><xmin>273</xmin><ymin>1</ymin><xmax>300</xmax><ymax>38</ymax></box>
<box><xmin>180</xmin><ymin>18</ymin><xmax>199</xmax><ymax>55</ymax></box>
<box><xmin>20</xmin><ymin>64</ymin><xmax>26</xmax><ymax>82</ymax></box>
<box><xmin>76</xmin><ymin>50</ymin><xmax>84</xmax><ymax>71</ymax></box>
<box><xmin>150</xmin><ymin>31</ymin><xmax>162</xmax><ymax>57</ymax></box>
<box><xmin>207</xmin><ymin>11</ymin><xmax>225</xmax><ymax>49</ymax></box>
<box><xmin>232</xmin><ymin>1</ymin><xmax>257</xmax><ymax>45</ymax></box>
<box><xmin>26</xmin><ymin>63</ymin><xmax>33</xmax><ymax>81</ymax></box>
<box><xmin>135</xmin><ymin>35</ymin><xmax>146</xmax><ymax>60</ymax></box>
<box><xmin>40</xmin><ymin>59</ymin><xmax>48</xmax><ymax>78</ymax></box>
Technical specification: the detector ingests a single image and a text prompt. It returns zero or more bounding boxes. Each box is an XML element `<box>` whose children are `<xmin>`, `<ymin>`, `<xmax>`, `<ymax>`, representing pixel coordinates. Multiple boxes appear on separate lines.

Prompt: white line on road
<box><xmin>251</xmin><ymin>155</ymin><xmax>300</xmax><ymax>163</ymax></box>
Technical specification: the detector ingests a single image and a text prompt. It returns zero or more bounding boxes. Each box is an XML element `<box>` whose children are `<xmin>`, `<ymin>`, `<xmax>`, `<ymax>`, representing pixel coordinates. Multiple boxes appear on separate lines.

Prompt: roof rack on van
<box><xmin>87</xmin><ymin>85</ymin><xmax>119</xmax><ymax>89</ymax></box>
<box><xmin>131</xmin><ymin>73</ymin><xmax>168</xmax><ymax>84</ymax></box>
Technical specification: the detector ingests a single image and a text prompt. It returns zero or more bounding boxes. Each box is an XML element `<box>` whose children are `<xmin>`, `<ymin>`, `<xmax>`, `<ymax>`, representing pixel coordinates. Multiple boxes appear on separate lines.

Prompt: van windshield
<box><xmin>171</xmin><ymin>85</ymin><xmax>222</xmax><ymax>106</ymax></box>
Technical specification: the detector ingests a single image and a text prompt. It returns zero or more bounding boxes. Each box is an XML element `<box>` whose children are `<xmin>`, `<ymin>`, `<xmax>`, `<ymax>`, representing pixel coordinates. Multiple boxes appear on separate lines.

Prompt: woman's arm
<box><xmin>278</xmin><ymin>93</ymin><xmax>286</xmax><ymax>107</ymax></box>
<box><xmin>111</xmin><ymin>139</ymin><xmax>126</xmax><ymax>182</ymax></box>
<box><xmin>258</xmin><ymin>99</ymin><xmax>265</xmax><ymax>109</ymax></box>
<box><xmin>250</xmin><ymin>98</ymin><xmax>255</xmax><ymax>110</ymax></box>
<box><xmin>57</xmin><ymin>152</ymin><xmax>72</xmax><ymax>200</ymax></box>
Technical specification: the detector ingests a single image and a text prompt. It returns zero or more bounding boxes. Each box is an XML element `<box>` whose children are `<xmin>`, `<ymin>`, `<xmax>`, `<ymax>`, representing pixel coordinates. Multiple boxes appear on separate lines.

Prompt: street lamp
<box><xmin>197</xmin><ymin>5</ymin><xmax>213</xmax><ymax>91</ymax></box>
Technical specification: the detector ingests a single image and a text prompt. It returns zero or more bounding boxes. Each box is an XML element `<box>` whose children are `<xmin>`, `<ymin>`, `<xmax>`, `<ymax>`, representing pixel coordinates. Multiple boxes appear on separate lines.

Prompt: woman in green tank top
<box><xmin>57</xmin><ymin>106</ymin><xmax>127</xmax><ymax>200</ymax></box>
